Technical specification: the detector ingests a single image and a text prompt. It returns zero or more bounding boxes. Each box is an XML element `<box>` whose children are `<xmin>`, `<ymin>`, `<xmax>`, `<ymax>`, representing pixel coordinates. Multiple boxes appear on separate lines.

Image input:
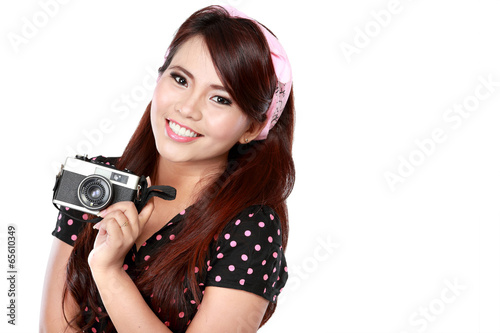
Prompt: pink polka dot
<box><xmin>85</xmin><ymin>306</ymin><xmax>88</xmax><ymax>311</ymax></box>
<box><xmin>277</xmin><ymin>229</ymin><xmax>281</xmax><ymax>235</ymax></box>
<box><xmin>92</xmin><ymin>328</ymin><xmax>97</xmax><ymax>333</ymax></box>
<box><xmin>273</xmin><ymin>252</ymin><xmax>278</xmax><ymax>258</ymax></box>
<box><xmin>270</xmin><ymin>214</ymin><xmax>274</xmax><ymax>220</ymax></box>
<box><xmin>224</xmin><ymin>233</ymin><xmax>231</xmax><ymax>240</ymax></box>
<box><xmin>215</xmin><ymin>275</ymin><xmax>221</xmax><ymax>282</ymax></box>
<box><xmin>235</xmin><ymin>219</ymin><xmax>241</xmax><ymax>225</ymax></box>
<box><xmin>156</xmin><ymin>234</ymin><xmax>162</xmax><ymax>240</ymax></box>
<box><xmin>284</xmin><ymin>266</ymin><xmax>288</xmax><ymax>272</ymax></box>
<box><xmin>228</xmin><ymin>265</ymin><xmax>235</xmax><ymax>271</ymax></box>
<box><xmin>65</xmin><ymin>207</ymin><xmax>69</xmax><ymax>211</ymax></box>
<box><xmin>195</xmin><ymin>266</ymin><xmax>199</xmax><ymax>273</ymax></box>
<box><xmin>249</xmin><ymin>213</ymin><xmax>254</xmax><ymax>217</ymax></box>
<box><xmin>230</xmin><ymin>241</ymin><xmax>237</xmax><ymax>247</ymax></box>
<box><xmin>67</xmin><ymin>219</ymin><xmax>73</xmax><ymax>225</ymax></box>
<box><xmin>244</xmin><ymin>230</ymin><xmax>251</xmax><ymax>237</ymax></box>
<box><xmin>82</xmin><ymin>214</ymin><xmax>88</xmax><ymax>220</ymax></box>
<box><xmin>262</xmin><ymin>260</ymin><xmax>267</xmax><ymax>265</ymax></box>
<box><xmin>123</xmin><ymin>264</ymin><xmax>128</xmax><ymax>270</ymax></box>
<box><xmin>241</xmin><ymin>254</ymin><xmax>248</xmax><ymax>261</ymax></box>
<box><xmin>258</xmin><ymin>222</ymin><xmax>265</xmax><ymax>228</ymax></box>
<box><xmin>57</xmin><ymin>226</ymin><xmax>61</xmax><ymax>232</ymax></box>
<box><xmin>247</xmin><ymin>268</ymin><xmax>253</xmax><ymax>274</ymax></box>
<box><xmin>263</xmin><ymin>274</ymin><xmax>269</xmax><ymax>281</ymax></box>
<box><xmin>145</xmin><ymin>265</ymin><xmax>149</xmax><ymax>270</ymax></box>
<box><xmin>268</xmin><ymin>236</ymin><xmax>273</xmax><ymax>243</ymax></box>
<box><xmin>217</xmin><ymin>253</ymin><xmax>224</xmax><ymax>259</ymax></box>
<box><xmin>144</xmin><ymin>255</ymin><xmax>150</xmax><ymax>261</ymax></box>
<box><xmin>142</xmin><ymin>242</ymin><xmax>147</xmax><ymax>247</ymax></box>
<box><xmin>255</xmin><ymin>244</ymin><xmax>261</xmax><ymax>251</ymax></box>
<box><xmin>179</xmin><ymin>312</ymin><xmax>185</xmax><ymax>318</ymax></box>
<box><xmin>170</xmin><ymin>234</ymin><xmax>176</xmax><ymax>240</ymax></box>
<box><xmin>239</xmin><ymin>279</ymin><xmax>245</xmax><ymax>285</ymax></box>
<box><xmin>71</xmin><ymin>235</ymin><xmax>77</xmax><ymax>241</ymax></box>
<box><xmin>180</xmin><ymin>209</ymin><xmax>186</xmax><ymax>215</ymax></box>
<box><xmin>58</xmin><ymin>214</ymin><xmax>61</xmax><ymax>220</ymax></box>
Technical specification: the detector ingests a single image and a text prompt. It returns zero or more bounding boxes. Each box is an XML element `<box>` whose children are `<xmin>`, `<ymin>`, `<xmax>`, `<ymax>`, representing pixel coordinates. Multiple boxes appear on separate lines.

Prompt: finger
<box><xmin>98</xmin><ymin>216</ymin><xmax>124</xmax><ymax>240</ymax></box>
<box><xmin>104</xmin><ymin>210</ymin><xmax>130</xmax><ymax>229</ymax></box>
<box><xmin>98</xmin><ymin>201</ymin><xmax>136</xmax><ymax>218</ymax></box>
<box><xmin>138</xmin><ymin>200</ymin><xmax>154</xmax><ymax>226</ymax></box>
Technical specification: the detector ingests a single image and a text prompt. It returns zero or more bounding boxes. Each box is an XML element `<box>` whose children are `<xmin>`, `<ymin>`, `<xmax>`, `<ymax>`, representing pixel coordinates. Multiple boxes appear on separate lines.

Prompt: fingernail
<box><xmin>93</xmin><ymin>222</ymin><xmax>101</xmax><ymax>230</ymax></box>
<box><xmin>97</xmin><ymin>209</ymin><xmax>107</xmax><ymax>217</ymax></box>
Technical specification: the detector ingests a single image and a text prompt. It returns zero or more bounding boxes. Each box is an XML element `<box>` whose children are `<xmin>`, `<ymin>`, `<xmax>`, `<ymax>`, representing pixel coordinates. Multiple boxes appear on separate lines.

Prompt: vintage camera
<box><xmin>53</xmin><ymin>155</ymin><xmax>142</xmax><ymax>215</ymax></box>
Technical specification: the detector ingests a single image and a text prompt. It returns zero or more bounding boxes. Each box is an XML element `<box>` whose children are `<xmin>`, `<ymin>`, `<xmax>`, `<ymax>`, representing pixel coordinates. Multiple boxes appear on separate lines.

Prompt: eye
<box><xmin>211</xmin><ymin>96</ymin><xmax>232</xmax><ymax>105</ymax></box>
<box><xmin>170</xmin><ymin>72</ymin><xmax>187</xmax><ymax>87</ymax></box>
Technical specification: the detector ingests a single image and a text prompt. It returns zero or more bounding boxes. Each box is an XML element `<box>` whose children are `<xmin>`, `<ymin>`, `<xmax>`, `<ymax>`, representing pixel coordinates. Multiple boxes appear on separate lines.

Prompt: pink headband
<box><xmin>159</xmin><ymin>5</ymin><xmax>292</xmax><ymax>140</ymax></box>
<box><xmin>220</xmin><ymin>5</ymin><xmax>292</xmax><ymax>140</ymax></box>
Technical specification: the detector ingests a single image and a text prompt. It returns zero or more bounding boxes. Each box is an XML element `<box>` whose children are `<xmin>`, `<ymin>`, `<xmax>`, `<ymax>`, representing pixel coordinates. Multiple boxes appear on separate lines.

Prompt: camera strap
<box><xmin>134</xmin><ymin>175</ymin><xmax>177</xmax><ymax>212</ymax></box>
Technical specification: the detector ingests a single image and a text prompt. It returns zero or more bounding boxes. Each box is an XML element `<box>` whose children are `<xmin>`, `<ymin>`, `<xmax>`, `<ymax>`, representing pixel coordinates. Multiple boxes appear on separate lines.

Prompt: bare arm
<box><xmin>187</xmin><ymin>286</ymin><xmax>269</xmax><ymax>332</ymax></box>
<box><xmin>39</xmin><ymin>238</ymin><xmax>81</xmax><ymax>333</ymax></box>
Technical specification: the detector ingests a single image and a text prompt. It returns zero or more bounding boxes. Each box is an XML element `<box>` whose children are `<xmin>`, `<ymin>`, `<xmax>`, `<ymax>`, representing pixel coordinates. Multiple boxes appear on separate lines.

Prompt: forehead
<box><xmin>169</xmin><ymin>36</ymin><xmax>219</xmax><ymax>81</ymax></box>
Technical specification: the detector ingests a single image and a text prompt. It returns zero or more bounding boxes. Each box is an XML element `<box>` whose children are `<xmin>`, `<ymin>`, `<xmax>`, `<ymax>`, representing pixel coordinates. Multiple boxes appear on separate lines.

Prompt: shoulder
<box><xmin>221</xmin><ymin>205</ymin><xmax>281</xmax><ymax>237</ymax></box>
<box><xmin>215</xmin><ymin>205</ymin><xmax>283</xmax><ymax>252</ymax></box>
<box><xmin>206</xmin><ymin>205</ymin><xmax>287</xmax><ymax>302</ymax></box>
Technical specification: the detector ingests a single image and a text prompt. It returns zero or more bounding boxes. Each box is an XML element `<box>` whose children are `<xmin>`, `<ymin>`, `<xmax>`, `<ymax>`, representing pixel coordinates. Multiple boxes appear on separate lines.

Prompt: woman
<box><xmin>40</xmin><ymin>5</ymin><xmax>294</xmax><ymax>332</ymax></box>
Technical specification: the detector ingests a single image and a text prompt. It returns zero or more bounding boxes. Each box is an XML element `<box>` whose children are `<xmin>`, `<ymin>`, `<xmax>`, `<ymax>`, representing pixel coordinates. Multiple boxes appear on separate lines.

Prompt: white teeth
<box><xmin>169</xmin><ymin>121</ymin><xmax>199</xmax><ymax>138</ymax></box>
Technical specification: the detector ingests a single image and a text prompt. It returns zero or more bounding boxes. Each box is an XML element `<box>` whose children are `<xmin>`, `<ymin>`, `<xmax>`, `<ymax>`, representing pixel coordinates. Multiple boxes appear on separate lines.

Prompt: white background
<box><xmin>1</xmin><ymin>0</ymin><xmax>499</xmax><ymax>332</ymax></box>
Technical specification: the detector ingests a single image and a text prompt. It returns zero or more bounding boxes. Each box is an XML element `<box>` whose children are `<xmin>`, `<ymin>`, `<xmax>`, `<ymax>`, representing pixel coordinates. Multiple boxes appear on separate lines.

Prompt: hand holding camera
<box><xmin>88</xmin><ymin>199</ymin><xmax>155</xmax><ymax>273</ymax></box>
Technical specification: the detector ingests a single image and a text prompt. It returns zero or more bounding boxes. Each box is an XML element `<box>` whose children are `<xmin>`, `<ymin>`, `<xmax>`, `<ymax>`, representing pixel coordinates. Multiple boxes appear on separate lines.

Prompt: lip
<box><xmin>165</xmin><ymin>118</ymin><xmax>202</xmax><ymax>143</ymax></box>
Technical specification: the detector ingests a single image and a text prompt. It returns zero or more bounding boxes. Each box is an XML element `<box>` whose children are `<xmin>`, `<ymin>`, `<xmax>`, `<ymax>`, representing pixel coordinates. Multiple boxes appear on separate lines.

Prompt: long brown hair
<box><xmin>64</xmin><ymin>5</ymin><xmax>295</xmax><ymax>332</ymax></box>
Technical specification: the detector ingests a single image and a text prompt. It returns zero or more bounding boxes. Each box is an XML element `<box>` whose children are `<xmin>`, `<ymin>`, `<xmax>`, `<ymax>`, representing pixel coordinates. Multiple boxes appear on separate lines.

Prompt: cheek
<box><xmin>207</xmin><ymin>113</ymin><xmax>248</xmax><ymax>141</ymax></box>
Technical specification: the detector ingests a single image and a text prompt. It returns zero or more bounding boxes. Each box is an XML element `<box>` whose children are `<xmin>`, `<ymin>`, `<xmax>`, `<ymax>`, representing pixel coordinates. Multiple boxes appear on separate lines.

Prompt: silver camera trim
<box><xmin>62</xmin><ymin>157</ymin><xmax>140</xmax><ymax>190</ymax></box>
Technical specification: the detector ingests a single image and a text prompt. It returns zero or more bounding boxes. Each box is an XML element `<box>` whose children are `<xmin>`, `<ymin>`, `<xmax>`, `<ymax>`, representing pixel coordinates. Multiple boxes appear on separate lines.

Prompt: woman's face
<box><xmin>151</xmin><ymin>36</ymin><xmax>252</xmax><ymax>167</ymax></box>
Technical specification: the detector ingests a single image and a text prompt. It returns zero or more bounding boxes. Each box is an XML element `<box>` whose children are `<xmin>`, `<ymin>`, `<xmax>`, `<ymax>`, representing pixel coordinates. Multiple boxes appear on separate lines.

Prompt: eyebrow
<box><xmin>169</xmin><ymin>65</ymin><xmax>228</xmax><ymax>92</ymax></box>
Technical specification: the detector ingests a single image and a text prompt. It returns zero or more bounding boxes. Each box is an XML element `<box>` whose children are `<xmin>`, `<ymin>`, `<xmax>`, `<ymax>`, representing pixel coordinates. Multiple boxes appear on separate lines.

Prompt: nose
<box><xmin>175</xmin><ymin>90</ymin><xmax>202</xmax><ymax>121</ymax></box>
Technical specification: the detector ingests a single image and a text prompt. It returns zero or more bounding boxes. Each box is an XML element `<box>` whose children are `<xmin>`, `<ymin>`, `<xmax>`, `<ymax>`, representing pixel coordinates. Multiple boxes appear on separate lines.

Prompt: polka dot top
<box><xmin>52</xmin><ymin>201</ymin><xmax>288</xmax><ymax>332</ymax></box>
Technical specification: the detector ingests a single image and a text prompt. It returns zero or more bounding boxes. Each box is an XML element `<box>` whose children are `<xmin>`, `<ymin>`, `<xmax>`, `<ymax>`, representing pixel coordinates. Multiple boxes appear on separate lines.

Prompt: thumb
<box><xmin>138</xmin><ymin>200</ymin><xmax>154</xmax><ymax>225</ymax></box>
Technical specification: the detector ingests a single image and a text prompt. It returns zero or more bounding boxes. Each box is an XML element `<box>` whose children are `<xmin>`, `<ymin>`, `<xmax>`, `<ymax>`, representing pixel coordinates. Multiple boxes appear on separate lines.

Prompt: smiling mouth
<box><xmin>167</xmin><ymin>119</ymin><xmax>202</xmax><ymax>138</ymax></box>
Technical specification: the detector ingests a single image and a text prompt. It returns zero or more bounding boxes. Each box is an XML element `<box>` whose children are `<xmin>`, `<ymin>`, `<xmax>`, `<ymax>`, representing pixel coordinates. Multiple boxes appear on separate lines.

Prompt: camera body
<box><xmin>53</xmin><ymin>156</ymin><xmax>141</xmax><ymax>215</ymax></box>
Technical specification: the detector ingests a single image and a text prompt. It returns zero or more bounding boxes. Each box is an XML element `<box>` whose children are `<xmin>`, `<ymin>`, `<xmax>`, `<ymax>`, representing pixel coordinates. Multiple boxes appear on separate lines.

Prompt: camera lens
<box><xmin>88</xmin><ymin>185</ymin><xmax>102</xmax><ymax>199</ymax></box>
<box><xmin>77</xmin><ymin>175</ymin><xmax>113</xmax><ymax>210</ymax></box>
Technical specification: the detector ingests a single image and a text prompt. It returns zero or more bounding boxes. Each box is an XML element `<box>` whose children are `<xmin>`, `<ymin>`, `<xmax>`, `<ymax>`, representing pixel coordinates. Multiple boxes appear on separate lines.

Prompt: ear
<box><xmin>238</xmin><ymin>120</ymin><xmax>266</xmax><ymax>144</ymax></box>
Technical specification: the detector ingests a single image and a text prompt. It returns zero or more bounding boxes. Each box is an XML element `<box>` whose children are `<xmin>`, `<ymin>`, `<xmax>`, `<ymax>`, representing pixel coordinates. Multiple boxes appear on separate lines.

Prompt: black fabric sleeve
<box><xmin>205</xmin><ymin>205</ymin><xmax>288</xmax><ymax>303</ymax></box>
<box><xmin>51</xmin><ymin>206</ymin><xmax>88</xmax><ymax>246</ymax></box>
